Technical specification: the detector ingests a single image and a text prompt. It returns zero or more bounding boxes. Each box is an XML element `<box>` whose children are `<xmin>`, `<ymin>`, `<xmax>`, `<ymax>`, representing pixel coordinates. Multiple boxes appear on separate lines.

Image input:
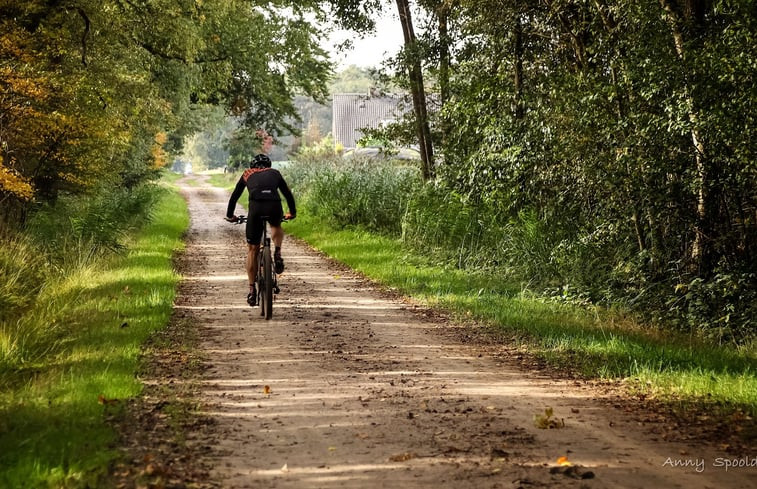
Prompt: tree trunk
<box><xmin>438</xmin><ymin>2</ymin><xmax>450</xmax><ymax>107</ymax></box>
<box><xmin>396</xmin><ymin>0</ymin><xmax>435</xmax><ymax>180</ymax></box>
<box><xmin>547</xmin><ymin>1</ymin><xmax>588</xmax><ymax>71</ymax></box>
<box><xmin>659</xmin><ymin>0</ymin><xmax>715</xmax><ymax>275</ymax></box>
<box><xmin>512</xmin><ymin>15</ymin><xmax>524</xmax><ymax>120</ymax></box>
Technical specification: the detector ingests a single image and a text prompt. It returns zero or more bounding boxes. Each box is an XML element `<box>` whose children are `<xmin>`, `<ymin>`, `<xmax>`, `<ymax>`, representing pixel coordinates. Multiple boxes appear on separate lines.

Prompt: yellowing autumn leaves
<box><xmin>0</xmin><ymin>157</ymin><xmax>34</xmax><ymax>201</ymax></box>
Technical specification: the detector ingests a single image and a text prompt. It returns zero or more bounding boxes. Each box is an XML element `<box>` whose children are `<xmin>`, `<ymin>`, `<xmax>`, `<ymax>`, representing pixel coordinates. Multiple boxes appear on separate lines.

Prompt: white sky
<box><xmin>326</xmin><ymin>11</ymin><xmax>405</xmax><ymax>69</ymax></box>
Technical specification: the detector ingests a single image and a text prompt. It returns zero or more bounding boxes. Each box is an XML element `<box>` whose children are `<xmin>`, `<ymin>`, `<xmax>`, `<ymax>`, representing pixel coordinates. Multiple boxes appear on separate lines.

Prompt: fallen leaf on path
<box><xmin>556</xmin><ymin>456</ymin><xmax>572</xmax><ymax>466</ymax></box>
<box><xmin>263</xmin><ymin>385</ymin><xmax>271</xmax><ymax>395</ymax></box>
<box><xmin>533</xmin><ymin>407</ymin><xmax>565</xmax><ymax>429</ymax></box>
<box><xmin>281</xmin><ymin>463</ymin><xmax>289</xmax><ymax>473</ymax></box>
<box><xmin>389</xmin><ymin>452</ymin><xmax>417</xmax><ymax>462</ymax></box>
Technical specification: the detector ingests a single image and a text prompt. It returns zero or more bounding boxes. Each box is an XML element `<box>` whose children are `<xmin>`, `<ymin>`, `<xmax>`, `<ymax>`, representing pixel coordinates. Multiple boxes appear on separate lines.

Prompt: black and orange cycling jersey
<box><xmin>226</xmin><ymin>167</ymin><xmax>296</xmax><ymax>245</ymax></box>
<box><xmin>226</xmin><ymin>167</ymin><xmax>296</xmax><ymax>219</ymax></box>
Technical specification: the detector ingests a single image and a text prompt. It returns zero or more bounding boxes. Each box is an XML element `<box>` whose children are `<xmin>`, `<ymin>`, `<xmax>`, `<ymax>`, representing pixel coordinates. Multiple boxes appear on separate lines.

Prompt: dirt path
<box><xmin>164</xmin><ymin>178</ymin><xmax>754</xmax><ymax>488</ymax></box>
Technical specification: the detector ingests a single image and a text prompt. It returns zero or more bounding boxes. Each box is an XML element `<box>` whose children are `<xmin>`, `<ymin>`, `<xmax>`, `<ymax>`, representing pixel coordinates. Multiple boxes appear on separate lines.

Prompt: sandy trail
<box><xmin>174</xmin><ymin>178</ymin><xmax>754</xmax><ymax>488</ymax></box>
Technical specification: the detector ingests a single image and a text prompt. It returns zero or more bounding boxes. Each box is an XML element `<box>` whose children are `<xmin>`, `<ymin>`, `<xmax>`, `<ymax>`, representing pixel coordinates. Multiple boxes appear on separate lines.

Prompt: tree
<box><xmin>412</xmin><ymin>0</ymin><xmax>755</xmax><ymax>338</ymax></box>
<box><xmin>0</xmin><ymin>0</ymin><xmax>338</xmax><ymax>225</ymax></box>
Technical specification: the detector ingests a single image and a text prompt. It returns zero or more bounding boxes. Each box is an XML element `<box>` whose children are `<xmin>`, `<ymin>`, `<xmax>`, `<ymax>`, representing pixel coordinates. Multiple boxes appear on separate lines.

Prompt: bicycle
<box><xmin>232</xmin><ymin>214</ymin><xmax>285</xmax><ymax>320</ymax></box>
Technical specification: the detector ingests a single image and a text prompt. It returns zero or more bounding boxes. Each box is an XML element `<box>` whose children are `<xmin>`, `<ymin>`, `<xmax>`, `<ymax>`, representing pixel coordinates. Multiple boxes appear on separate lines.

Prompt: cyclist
<box><xmin>225</xmin><ymin>154</ymin><xmax>296</xmax><ymax>306</ymax></box>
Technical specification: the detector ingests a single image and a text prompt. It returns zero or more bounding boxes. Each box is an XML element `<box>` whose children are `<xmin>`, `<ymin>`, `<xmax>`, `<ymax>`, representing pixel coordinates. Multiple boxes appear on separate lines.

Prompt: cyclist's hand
<box><xmin>224</xmin><ymin>215</ymin><xmax>239</xmax><ymax>223</ymax></box>
<box><xmin>284</xmin><ymin>212</ymin><xmax>295</xmax><ymax>221</ymax></box>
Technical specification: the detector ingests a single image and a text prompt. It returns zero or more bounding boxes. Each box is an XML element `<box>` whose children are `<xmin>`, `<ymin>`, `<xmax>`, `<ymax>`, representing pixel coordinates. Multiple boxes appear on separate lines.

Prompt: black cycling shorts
<box><xmin>246</xmin><ymin>200</ymin><xmax>283</xmax><ymax>245</ymax></box>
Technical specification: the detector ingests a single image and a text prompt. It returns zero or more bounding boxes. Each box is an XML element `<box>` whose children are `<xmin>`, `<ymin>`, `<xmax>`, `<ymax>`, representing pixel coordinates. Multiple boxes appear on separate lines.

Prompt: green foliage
<box><xmin>177</xmin><ymin>106</ymin><xmax>234</xmax><ymax>171</ymax></box>
<box><xmin>328</xmin><ymin>65</ymin><xmax>391</xmax><ymax>93</ymax></box>
<box><xmin>0</xmin><ymin>182</ymin><xmax>164</xmax><ymax>373</ymax></box>
<box><xmin>669</xmin><ymin>272</ymin><xmax>757</xmax><ymax>345</ymax></box>
<box><xmin>224</xmin><ymin>126</ymin><xmax>272</xmax><ymax>171</ymax></box>
<box><xmin>284</xmin><ymin>155</ymin><xmax>422</xmax><ymax>235</ymax></box>
<box><xmin>287</xmin><ymin>152</ymin><xmax>755</xmax><ymax>344</ymax></box>
<box><xmin>297</xmin><ymin>133</ymin><xmax>342</xmax><ymax>159</ymax></box>
<box><xmin>402</xmin><ymin>183</ymin><xmax>494</xmax><ymax>269</ymax></box>
<box><xmin>367</xmin><ymin>0</ymin><xmax>757</xmax><ymax>344</ymax></box>
<box><xmin>1</xmin><ymin>0</ymin><xmax>337</xmax><ymax>225</ymax></box>
<box><xmin>25</xmin><ymin>184</ymin><xmax>161</xmax><ymax>266</ymax></box>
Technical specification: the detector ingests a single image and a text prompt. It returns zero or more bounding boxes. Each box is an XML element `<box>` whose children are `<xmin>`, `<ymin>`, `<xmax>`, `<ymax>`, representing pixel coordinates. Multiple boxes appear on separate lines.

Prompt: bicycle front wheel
<box><xmin>261</xmin><ymin>249</ymin><xmax>273</xmax><ymax>320</ymax></box>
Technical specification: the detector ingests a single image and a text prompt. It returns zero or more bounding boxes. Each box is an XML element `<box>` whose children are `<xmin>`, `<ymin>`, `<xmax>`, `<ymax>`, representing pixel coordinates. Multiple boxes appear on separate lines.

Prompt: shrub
<box><xmin>402</xmin><ymin>183</ymin><xmax>495</xmax><ymax>269</ymax></box>
<box><xmin>668</xmin><ymin>272</ymin><xmax>757</xmax><ymax>345</ymax></box>
<box><xmin>284</xmin><ymin>157</ymin><xmax>756</xmax><ymax>345</ymax></box>
<box><xmin>25</xmin><ymin>183</ymin><xmax>163</xmax><ymax>267</ymax></box>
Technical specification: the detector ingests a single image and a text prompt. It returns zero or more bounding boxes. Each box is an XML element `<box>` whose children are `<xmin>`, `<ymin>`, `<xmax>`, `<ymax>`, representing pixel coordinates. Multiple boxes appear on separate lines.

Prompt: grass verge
<box><xmin>0</xmin><ymin>188</ymin><xmax>188</xmax><ymax>488</ymax></box>
<box><xmin>285</xmin><ymin>213</ymin><xmax>756</xmax><ymax>415</ymax></box>
<box><xmin>206</xmin><ymin>172</ymin><xmax>236</xmax><ymax>191</ymax></box>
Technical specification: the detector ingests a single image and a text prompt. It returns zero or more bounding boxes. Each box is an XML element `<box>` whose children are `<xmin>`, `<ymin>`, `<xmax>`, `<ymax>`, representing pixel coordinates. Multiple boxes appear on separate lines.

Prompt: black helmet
<box><xmin>250</xmin><ymin>153</ymin><xmax>272</xmax><ymax>168</ymax></box>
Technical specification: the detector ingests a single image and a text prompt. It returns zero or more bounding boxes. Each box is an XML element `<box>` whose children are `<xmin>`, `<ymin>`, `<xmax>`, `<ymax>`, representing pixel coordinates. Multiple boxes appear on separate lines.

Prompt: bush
<box><xmin>25</xmin><ymin>183</ymin><xmax>163</xmax><ymax>267</ymax></box>
<box><xmin>668</xmin><ymin>272</ymin><xmax>757</xmax><ymax>345</ymax></box>
<box><xmin>402</xmin><ymin>183</ymin><xmax>495</xmax><ymax>269</ymax></box>
<box><xmin>284</xmin><ymin>156</ymin><xmax>756</xmax><ymax>345</ymax></box>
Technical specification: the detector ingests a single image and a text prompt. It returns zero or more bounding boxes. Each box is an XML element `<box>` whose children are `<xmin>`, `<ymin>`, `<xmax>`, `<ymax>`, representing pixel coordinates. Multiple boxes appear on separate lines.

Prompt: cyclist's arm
<box><xmin>226</xmin><ymin>176</ymin><xmax>246</xmax><ymax>219</ymax></box>
<box><xmin>278</xmin><ymin>178</ymin><xmax>296</xmax><ymax>217</ymax></box>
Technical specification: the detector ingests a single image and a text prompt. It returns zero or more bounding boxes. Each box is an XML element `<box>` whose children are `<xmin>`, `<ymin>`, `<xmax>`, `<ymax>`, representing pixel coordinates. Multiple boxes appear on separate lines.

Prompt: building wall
<box><xmin>332</xmin><ymin>94</ymin><xmax>408</xmax><ymax>149</ymax></box>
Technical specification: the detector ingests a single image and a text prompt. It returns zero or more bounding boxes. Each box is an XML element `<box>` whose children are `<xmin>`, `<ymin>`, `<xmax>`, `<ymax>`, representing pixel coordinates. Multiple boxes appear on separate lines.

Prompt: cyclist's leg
<box><xmin>263</xmin><ymin>202</ymin><xmax>284</xmax><ymax>247</ymax></box>
<box><xmin>270</xmin><ymin>225</ymin><xmax>284</xmax><ymax>248</ymax></box>
<box><xmin>269</xmin><ymin>225</ymin><xmax>285</xmax><ymax>274</ymax></box>
<box><xmin>267</xmin><ymin>204</ymin><xmax>285</xmax><ymax>273</ymax></box>
<box><xmin>245</xmin><ymin>243</ymin><xmax>260</xmax><ymax>288</ymax></box>
<box><xmin>245</xmin><ymin>211</ymin><xmax>266</xmax><ymax>304</ymax></box>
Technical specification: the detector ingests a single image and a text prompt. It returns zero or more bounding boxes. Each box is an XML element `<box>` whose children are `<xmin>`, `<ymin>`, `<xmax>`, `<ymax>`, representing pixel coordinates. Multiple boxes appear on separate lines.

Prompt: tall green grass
<box><xmin>0</xmin><ymin>234</ymin><xmax>45</xmax><ymax>325</ymax></box>
<box><xmin>0</xmin><ymin>183</ymin><xmax>163</xmax><ymax>371</ymax></box>
<box><xmin>285</xmin><ymin>155</ymin><xmax>421</xmax><ymax>235</ymax></box>
<box><xmin>0</xmin><ymin>184</ymin><xmax>188</xmax><ymax>488</ymax></box>
<box><xmin>206</xmin><ymin>171</ymin><xmax>238</xmax><ymax>191</ymax></box>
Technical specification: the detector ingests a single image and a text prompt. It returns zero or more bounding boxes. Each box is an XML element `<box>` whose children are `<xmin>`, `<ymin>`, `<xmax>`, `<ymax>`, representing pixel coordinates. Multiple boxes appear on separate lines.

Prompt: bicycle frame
<box><xmin>232</xmin><ymin>214</ymin><xmax>285</xmax><ymax>320</ymax></box>
<box><xmin>256</xmin><ymin>222</ymin><xmax>276</xmax><ymax>320</ymax></box>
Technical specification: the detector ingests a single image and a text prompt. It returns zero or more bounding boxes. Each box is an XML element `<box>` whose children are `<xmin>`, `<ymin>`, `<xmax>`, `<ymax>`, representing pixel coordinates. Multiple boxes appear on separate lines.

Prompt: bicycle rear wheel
<box><xmin>261</xmin><ymin>248</ymin><xmax>274</xmax><ymax>320</ymax></box>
